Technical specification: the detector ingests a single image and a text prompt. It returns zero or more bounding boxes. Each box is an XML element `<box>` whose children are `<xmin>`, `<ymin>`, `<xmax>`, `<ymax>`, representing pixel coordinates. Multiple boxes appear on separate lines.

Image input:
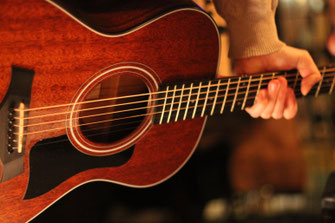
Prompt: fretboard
<box><xmin>152</xmin><ymin>65</ymin><xmax>335</xmax><ymax>125</ymax></box>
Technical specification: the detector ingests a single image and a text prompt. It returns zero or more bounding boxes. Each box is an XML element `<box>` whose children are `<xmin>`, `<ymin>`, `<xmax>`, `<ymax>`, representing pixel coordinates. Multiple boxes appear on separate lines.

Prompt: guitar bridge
<box><xmin>0</xmin><ymin>66</ymin><xmax>34</xmax><ymax>182</ymax></box>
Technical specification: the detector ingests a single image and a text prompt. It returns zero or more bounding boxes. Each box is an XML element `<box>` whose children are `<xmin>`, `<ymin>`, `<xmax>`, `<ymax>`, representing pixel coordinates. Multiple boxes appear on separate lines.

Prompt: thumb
<box><xmin>295</xmin><ymin>50</ymin><xmax>321</xmax><ymax>95</ymax></box>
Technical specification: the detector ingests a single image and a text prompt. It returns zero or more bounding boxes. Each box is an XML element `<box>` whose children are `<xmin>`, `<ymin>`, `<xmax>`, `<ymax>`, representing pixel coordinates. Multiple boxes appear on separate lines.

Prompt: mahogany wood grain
<box><xmin>0</xmin><ymin>0</ymin><xmax>219</xmax><ymax>222</ymax></box>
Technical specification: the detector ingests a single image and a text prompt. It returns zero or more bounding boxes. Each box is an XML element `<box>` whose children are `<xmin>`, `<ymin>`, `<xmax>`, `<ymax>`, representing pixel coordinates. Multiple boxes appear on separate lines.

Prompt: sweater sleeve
<box><xmin>212</xmin><ymin>0</ymin><xmax>285</xmax><ymax>59</ymax></box>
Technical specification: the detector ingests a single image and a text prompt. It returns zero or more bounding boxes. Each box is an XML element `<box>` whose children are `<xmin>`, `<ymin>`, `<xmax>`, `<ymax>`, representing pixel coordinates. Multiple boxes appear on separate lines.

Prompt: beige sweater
<box><xmin>212</xmin><ymin>0</ymin><xmax>284</xmax><ymax>59</ymax></box>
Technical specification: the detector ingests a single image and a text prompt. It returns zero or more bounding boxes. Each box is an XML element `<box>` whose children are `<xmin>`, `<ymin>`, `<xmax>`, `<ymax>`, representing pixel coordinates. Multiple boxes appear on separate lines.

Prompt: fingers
<box><xmin>260</xmin><ymin>80</ymin><xmax>281</xmax><ymax>119</ymax></box>
<box><xmin>283</xmin><ymin>88</ymin><xmax>298</xmax><ymax>119</ymax></box>
<box><xmin>270</xmin><ymin>78</ymin><xmax>287</xmax><ymax>119</ymax></box>
<box><xmin>245</xmin><ymin>77</ymin><xmax>297</xmax><ymax>119</ymax></box>
<box><xmin>245</xmin><ymin>89</ymin><xmax>268</xmax><ymax>118</ymax></box>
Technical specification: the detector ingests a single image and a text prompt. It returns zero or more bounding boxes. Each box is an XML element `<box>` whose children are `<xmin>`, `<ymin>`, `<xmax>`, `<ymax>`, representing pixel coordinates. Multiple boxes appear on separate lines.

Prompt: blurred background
<box><xmin>33</xmin><ymin>0</ymin><xmax>335</xmax><ymax>222</ymax></box>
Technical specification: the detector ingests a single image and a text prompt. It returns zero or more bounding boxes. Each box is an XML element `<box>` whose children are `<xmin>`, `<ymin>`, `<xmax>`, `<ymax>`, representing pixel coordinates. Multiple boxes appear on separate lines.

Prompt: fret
<box><xmin>293</xmin><ymin>71</ymin><xmax>299</xmax><ymax>90</ymax></box>
<box><xmin>315</xmin><ymin>67</ymin><xmax>325</xmax><ymax>98</ymax></box>
<box><xmin>183</xmin><ymin>83</ymin><xmax>193</xmax><ymax>120</ymax></box>
<box><xmin>231</xmin><ymin>77</ymin><xmax>241</xmax><ymax>112</ymax></box>
<box><xmin>166</xmin><ymin>85</ymin><xmax>177</xmax><ymax>123</ymax></box>
<box><xmin>241</xmin><ymin>75</ymin><xmax>252</xmax><ymax>110</ymax></box>
<box><xmin>329</xmin><ymin>72</ymin><xmax>335</xmax><ymax>95</ymax></box>
<box><xmin>201</xmin><ymin>81</ymin><xmax>211</xmax><ymax>117</ymax></box>
<box><xmin>159</xmin><ymin>86</ymin><xmax>169</xmax><ymax>125</ymax></box>
<box><xmin>211</xmin><ymin>80</ymin><xmax>221</xmax><ymax>116</ymax></box>
<box><xmin>192</xmin><ymin>82</ymin><xmax>202</xmax><ymax>119</ymax></box>
<box><xmin>220</xmin><ymin>78</ymin><xmax>230</xmax><ymax>114</ymax></box>
<box><xmin>254</xmin><ymin>74</ymin><xmax>263</xmax><ymax>104</ymax></box>
<box><xmin>175</xmin><ymin>84</ymin><xmax>185</xmax><ymax>122</ymax></box>
<box><xmin>152</xmin><ymin>65</ymin><xmax>335</xmax><ymax>125</ymax></box>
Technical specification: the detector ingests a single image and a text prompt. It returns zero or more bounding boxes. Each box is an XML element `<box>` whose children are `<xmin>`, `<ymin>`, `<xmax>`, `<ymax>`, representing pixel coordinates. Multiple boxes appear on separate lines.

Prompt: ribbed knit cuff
<box><xmin>213</xmin><ymin>0</ymin><xmax>285</xmax><ymax>59</ymax></box>
<box><xmin>227</xmin><ymin>12</ymin><xmax>284</xmax><ymax>58</ymax></box>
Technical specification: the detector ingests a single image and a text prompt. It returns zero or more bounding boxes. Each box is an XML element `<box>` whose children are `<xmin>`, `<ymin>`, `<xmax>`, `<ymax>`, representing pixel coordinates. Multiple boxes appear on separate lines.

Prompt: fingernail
<box><xmin>256</xmin><ymin>91</ymin><xmax>264</xmax><ymax>102</ymax></box>
<box><xmin>269</xmin><ymin>82</ymin><xmax>278</xmax><ymax>93</ymax></box>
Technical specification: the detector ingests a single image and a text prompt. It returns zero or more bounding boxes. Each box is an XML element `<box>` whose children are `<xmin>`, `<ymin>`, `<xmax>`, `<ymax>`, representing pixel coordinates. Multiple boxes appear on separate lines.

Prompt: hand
<box><xmin>228</xmin><ymin>45</ymin><xmax>321</xmax><ymax>119</ymax></box>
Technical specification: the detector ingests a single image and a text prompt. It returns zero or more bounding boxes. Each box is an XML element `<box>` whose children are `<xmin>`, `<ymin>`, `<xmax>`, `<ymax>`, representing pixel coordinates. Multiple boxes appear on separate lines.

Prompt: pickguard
<box><xmin>24</xmin><ymin>135</ymin><xmax>134</xmax><ymax>200</ymax></box>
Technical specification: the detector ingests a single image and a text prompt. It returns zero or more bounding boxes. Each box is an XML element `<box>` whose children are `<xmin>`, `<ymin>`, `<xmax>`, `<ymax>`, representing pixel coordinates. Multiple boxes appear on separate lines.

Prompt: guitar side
<box><xmin>0</xmin><ymin>0</ymin><xmax>220</xmax><ymax>222</ymax></box>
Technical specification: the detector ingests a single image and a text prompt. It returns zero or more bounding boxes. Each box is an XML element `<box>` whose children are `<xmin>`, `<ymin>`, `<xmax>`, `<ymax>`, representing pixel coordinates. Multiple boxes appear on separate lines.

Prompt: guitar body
<box><xmin>0</xmin><ymin>0</ymin><xmax>220</xmax><ymax>222</ymax></box>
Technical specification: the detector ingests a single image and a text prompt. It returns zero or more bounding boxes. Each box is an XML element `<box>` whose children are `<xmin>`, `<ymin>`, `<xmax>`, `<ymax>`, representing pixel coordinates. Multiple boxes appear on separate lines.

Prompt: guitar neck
<box><xmin>153</xmin><ymin>65</ymin><xmax>335</xmax><ymax>124</ymax></box>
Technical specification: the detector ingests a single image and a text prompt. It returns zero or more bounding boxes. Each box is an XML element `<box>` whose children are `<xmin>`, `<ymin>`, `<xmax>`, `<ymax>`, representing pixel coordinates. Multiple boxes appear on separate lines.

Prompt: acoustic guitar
<box><xmin>0</xmin><ymin>0</ymin><xmax>332</xmax><ymax>222</ymax></box>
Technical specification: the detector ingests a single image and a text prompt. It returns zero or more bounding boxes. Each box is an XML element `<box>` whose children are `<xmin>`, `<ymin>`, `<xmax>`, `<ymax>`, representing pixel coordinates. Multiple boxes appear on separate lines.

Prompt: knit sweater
<box><xmin>212</xmin><ymin>0</ymin><xmax>284</xmax><ymax>59</ymax></box>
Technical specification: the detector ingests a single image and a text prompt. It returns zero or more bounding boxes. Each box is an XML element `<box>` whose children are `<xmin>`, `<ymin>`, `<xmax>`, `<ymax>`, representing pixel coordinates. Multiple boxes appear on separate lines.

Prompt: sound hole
<box><xmin>78</xmin><ymin>74</ymin><xmax>149</xmax><ymax>144</ymax></box>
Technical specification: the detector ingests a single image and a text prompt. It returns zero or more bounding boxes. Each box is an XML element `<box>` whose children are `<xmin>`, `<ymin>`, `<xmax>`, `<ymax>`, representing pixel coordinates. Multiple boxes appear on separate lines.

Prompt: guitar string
<box><xmin>11</xmin><ymin>84</ymin><xmax>326</xmax><ymax>138</ymax></box>
<box><xmin>15</xmin><ymin>73</ymin><xmax>293</xmax><ymax>112</ymax></box>
<box><xmin>12</xmin><ymin>75</ymin><xmax>331</xmax><ymax>129</ymax></box>
<box><xmin>14</xmin><ymin>74</ymin><xmax>298</xmax><ymax>121</ymax></box>
<box><xmin>12</xmin><ymin>80</ymin><xmax>332</xmax><ymax>137</ymax></box>
<box><xmin>13</xmin><ymin>71</ymin><xmax>335</xmax><ymax>122</ymax></box>
<box><xmin>68</xmin><ymin>120</ymin><xmax>144</xmax><ymax>139</ymax></box>
<box><xmin>12</xmin><ymin>83</ymin><xmax>328</xmax><ymax>138</ymax></box>
<box><xmin>12</xmin><ymin>75</ymin><xmax>307</xmax><ymax>128</ymax></box>
<box><xmin>13</xmin><ymin>68</ymin><xmax>335</xmax><ymax>113</ymax></box>
<box><xmin>12</xmin><ymin>73</ymin><xmax>333</xmax><ymax>127</ymax></box>
<box><xmin>66</xmin><ymin>120</ymin><xmax>144</xmax><ymax>138</ymax></box>
<box><xmin>9</xmin><ymin>71</ymin><xmax>332</xmax><ymax>134</ymax></box>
